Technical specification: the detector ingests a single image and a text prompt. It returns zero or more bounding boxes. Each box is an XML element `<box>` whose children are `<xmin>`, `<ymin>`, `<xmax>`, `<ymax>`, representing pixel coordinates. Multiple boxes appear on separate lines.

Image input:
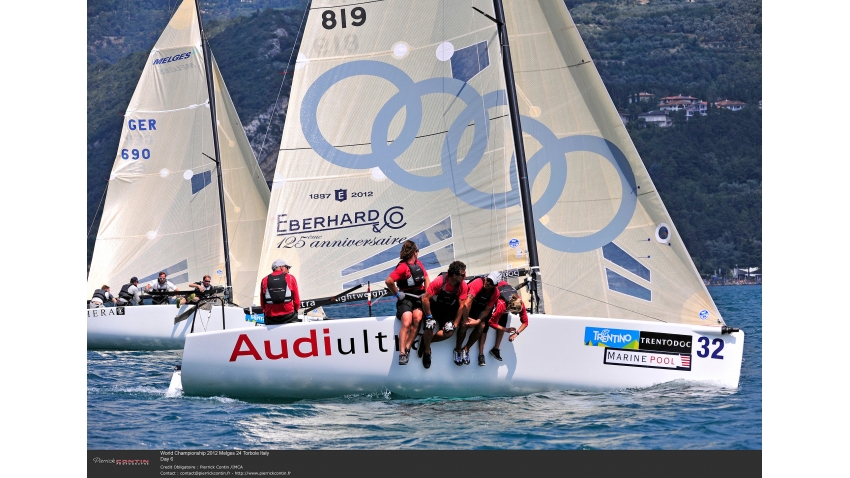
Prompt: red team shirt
<box><xmin>466</xmin><ymin>277</ymin><xmax>500</xmax><ymax>312</ymax></box>
<box><xmin>389</xmin><ymin>259</ymin><xmax>429</xmax><ymax>293</ymax></box>
<box><xmin>488</xmin><ymin>280</ymin><xmax>529</xmax><ymax>327</ymax></box>
<box><xmin>260</xmin><ymin>271</ymin><xmax>300</xmax><ymax>317</ymax></box>
<box><xmin>426</xmin><ymin>274</ymin><xmax>469</xmax><ymax>301</ymax></box>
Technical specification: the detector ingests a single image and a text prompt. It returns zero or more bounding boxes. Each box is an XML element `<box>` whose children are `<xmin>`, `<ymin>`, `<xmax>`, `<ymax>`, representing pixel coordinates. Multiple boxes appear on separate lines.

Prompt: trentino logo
<box><xmin>584</xmin><ymin>327</ymin><xmax>639</xmax><ymax>349</ymax></box>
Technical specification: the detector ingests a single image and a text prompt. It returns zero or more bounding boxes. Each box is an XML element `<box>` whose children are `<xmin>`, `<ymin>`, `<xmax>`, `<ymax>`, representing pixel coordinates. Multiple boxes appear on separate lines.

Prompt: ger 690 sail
<box><xmin>86</xmin><ymin>0</ymin><xmax>269</xmax><ymax>350</ymax></box>
<box><xmin>174</xmin><ymin>0</ymin><xmax>744</xmax><ymax>398</ymax></box>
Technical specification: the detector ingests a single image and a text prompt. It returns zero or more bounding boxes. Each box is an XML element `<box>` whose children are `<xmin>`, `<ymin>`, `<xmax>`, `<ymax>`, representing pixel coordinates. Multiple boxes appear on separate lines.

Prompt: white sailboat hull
<box><xmin>180</xmin><ymin>314</ymin><xmax>744</xmax><ymax>399</ymax></box>
<box><xmin>87</xmin><ymin>304</ymin><xmax>258</xmax><ymax>350</ymax></box>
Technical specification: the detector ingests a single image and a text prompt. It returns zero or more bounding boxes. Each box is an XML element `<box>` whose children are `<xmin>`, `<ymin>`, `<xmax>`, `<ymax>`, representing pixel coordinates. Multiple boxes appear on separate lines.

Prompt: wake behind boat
<box><xmin>86</xmin><ymin>0</ymin><xmax>270</xmax><ymax>350</ymax></box>
<box><xmin>175</xmin><ymin>0</ymin><xmax>746</xmax><ymax>397</ymax></box>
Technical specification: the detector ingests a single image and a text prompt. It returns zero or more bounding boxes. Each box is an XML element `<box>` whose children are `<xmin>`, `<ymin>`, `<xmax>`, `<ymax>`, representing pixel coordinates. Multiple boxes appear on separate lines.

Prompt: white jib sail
<box><xmin>503</xmin><ymin>0</ymin><xmax>722</xmax><ymax>326</ymax></box>
<box><xmin>87</xmin><ymin>0</ymin><xmax>270</xmax><ymax>306</ymax></box>
<box><xmin>257</xmin><ymin>0</ymin><xmax>528</xmax><ymax>302</ymax></box>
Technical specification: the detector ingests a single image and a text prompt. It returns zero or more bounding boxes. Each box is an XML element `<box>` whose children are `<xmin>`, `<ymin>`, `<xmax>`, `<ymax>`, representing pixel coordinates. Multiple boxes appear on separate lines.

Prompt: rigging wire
<box><xmin>87</xmin><ymin>183</ymin><xmax>108</xmax><ymax>239</ymax></box>
<box><xmin>256</xmin><ymin>3</ymin><xmax>310</xmax><ymax>166</ymax></box>
<box><xmin>541</xmin><ymin>281</ymin><xmax>668</xmax><ymax>323</ymax></box>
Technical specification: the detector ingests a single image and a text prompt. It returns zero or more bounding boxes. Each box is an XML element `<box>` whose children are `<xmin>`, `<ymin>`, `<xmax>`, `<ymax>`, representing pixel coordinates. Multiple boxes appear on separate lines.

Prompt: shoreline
<box><xmin>706</xmin><ymin>283</ymin><xmax>762</xmax><ymax>287</ymax></box>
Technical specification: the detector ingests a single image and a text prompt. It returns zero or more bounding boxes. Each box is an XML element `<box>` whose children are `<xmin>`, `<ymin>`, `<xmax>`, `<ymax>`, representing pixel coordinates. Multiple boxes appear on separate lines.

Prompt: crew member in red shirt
<box><xmin>454</xmin><ymin>271</ymin><xmax>502</xmax><ymax>366</ymax></box>
<box><xmin>385</xmin><ymin>240</ymin><xmax>430</xmax><ymax>366</ymax></box>
<box><xmin>260</xmin><ymin>259</ymin><xmax>300</xmax><ymax>325</ymax></box>
<box><xmin>419</xmin><ymin>260</ymin><xmax>468</xmax><ymax>369</ymax></box>
<box><xmin>486</xmin><ymin>280</ymin><xmax>529</xmax><ymax>362</ymax></box>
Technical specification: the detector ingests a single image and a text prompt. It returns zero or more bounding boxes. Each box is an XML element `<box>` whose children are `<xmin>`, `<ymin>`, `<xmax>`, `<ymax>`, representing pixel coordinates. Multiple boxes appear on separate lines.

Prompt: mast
<box><xmin>194</xmin><ymin>0</ymin><xmax>233</xmax><ymax>302</ymax></box>
<box><xmin>485</xmin><ymin>0</ymin><xmax>544</xmax><ymax>313</ymax></box>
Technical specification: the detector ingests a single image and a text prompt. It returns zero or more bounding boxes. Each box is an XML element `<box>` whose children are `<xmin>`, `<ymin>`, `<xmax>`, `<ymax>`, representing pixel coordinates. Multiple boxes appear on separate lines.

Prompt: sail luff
<box><xmin>492</xmin><ymin>0</ymin><xmax>543</xmax><ymax>314</ymax></box>
<box><xmin>194</xmin><ymin>0</ymin><xmax>233</xmax><ymax>300</ymax></box>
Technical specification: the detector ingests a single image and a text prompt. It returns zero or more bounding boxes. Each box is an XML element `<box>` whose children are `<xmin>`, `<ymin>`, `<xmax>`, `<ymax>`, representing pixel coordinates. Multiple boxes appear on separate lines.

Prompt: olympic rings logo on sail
<box><xmin>300</xmin><ymin>60</ymin><xmax>637</xmax><ymax>253</ymax></box>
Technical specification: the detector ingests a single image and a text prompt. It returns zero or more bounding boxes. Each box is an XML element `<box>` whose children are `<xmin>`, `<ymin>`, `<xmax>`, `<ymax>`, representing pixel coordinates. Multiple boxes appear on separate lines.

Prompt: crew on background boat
<box><xmin>146</xmin><ymin>271</ymin><xmax>178</xmax><ymax>304</ymax></box>
<box><xmin>455</xmin><ymin>271</ymin><xmax>502</xmax><ymax>366</ymax></box>
<box><xmin>261</xmin><ymin>259</ymin><xmax>300</xmax><ymax>325</ymax></box>
<box><xmin>178</xmin><ymin>275</ymin><xmax>217</xmax><ymax>307</ymax></box>
<box><xmin>419</xmin><ymin>261</ymin><xmax>469</xmax><ymax>369</ymax></box>
<box><xmin>385</xmin><ymin>240</ymin><xmax>430</xmax><ymax>366</ymax></box>
<box><xmin>89</xmin><ymin>285</ymin><xmax>115</xmax><ymax>309</ymax></box>
<box><xmin>116</xmin><ymin>277</ymin><xmax>142</xmax><ymax>306</ymax></box>
<box><xmin>487</xmin><ymin>280</ymin><xmax>528</xmax><ymax>362</ymax></box>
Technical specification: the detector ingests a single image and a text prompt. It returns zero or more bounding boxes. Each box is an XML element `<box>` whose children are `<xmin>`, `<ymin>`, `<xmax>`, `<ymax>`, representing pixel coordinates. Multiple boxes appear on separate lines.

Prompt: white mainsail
<box><xmin>257</xmin><ymin>0</ymin><xmax>719</xmax><ymax>327</ymax></box>
<box><xmin>503</xmin><ymin>0</ymin><xmax>720</xmax><ymax>326</ymax></box>
<box><xmin>257</xmin><ymin>0</ymin><xmax>527</xmax><ymax>301</ymax></box>
<box><xmin>87</xmin><ymin>0</ymin><xmax>270</xmax><ymax>306</ymax></box>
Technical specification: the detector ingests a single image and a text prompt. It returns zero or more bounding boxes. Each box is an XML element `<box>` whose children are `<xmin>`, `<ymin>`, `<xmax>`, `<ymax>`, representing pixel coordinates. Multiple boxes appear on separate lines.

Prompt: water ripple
<box><xmin>88</xmin><ymin>286</ymin><xmax>761</xmax><ymax>449</ymax></box>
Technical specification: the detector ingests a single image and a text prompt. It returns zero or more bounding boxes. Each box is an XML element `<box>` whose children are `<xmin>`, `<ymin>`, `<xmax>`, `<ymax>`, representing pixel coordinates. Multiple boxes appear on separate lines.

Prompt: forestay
<box><xmin>257</xmin><ymin>0</ymin><xmax>528</xmax><ymax>301</ymax></box>
<box><xmin>87</xmin><ymin>0</ymin><xmax>270</xmax><ymax>306</ymax></box>
<box><xmin>502</xmin><ymin>0</ymin><xmax>721</xmax><ymax>326</ymax></box>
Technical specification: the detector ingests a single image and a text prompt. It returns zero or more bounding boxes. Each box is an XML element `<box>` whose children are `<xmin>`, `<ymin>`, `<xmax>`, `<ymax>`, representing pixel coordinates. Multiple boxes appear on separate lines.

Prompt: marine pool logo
<box><xmin>584</xmin><ymin>327</ymin><xmax>639</xmax><ymax>349</ymax></box>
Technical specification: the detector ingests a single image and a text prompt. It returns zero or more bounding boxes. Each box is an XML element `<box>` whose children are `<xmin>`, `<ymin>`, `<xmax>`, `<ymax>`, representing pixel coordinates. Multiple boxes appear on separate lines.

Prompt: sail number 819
<box><xmin>121</xmin><ymin>148</ymin><xmax>151</xmax><ymax>160</ymax></box>
<box><xmin>322</xmin><ymin>7</ymin><xmax>366</xmax><ymax>29</ymax></box>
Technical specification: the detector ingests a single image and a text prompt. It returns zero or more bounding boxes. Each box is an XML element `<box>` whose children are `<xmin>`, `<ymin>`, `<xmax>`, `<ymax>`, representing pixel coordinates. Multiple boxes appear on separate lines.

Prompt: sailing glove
<box><xmin>395</xmin><ymin>291</ymin><xmax>405</xmax><ymax>301</ymax></box>
<box><xmin>443</xmin><ymin>322</ymin><xmax>454</xmax><ymax>333</ymax></box>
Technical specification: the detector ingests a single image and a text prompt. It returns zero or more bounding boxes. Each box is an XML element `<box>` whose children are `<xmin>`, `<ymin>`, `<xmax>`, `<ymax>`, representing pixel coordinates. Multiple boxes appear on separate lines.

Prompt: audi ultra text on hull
<box><xmin>175</xmin><ymin>315</ymin><xmax>743</xmax><ymax>399</ymax></box>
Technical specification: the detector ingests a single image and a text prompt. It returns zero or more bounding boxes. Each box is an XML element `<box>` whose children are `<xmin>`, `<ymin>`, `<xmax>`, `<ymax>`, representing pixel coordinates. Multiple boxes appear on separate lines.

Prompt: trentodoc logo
<box><xmin>584</xmin><ymin>327</ymin><xmax>693</xmax><ymax>354</ymax></box>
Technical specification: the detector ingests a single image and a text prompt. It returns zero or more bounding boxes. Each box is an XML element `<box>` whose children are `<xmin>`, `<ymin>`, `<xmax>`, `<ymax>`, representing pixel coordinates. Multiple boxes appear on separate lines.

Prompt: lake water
<box><xmin>87</xmin><ymin>285</ymin><xmax>761</xmax><ymax>449</ymax></box>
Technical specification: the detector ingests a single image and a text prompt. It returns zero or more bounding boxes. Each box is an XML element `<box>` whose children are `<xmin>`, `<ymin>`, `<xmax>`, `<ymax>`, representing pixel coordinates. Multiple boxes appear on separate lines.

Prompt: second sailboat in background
<box><xmin>86</xmin><ymin>0</ymin><xmax>270</xmax><ymax>350</ymax></box>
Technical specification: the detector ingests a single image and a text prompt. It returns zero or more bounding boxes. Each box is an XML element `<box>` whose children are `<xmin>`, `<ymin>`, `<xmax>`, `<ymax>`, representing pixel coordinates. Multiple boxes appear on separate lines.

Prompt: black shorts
<box><xmin>429</xmin><ymin>298</ymin><xmax>459</xmax><ymax>326</ymax></box>
<box><xmin>265</xmin><ymin>311</ymin><xmax>298</xmax><ymax>325</ymax></box>
<box><xmin>468</xmin><ymin>304</ymin><xmax>492</xmax><ymax>322</ymax></box>
<box><xmin>485</xmin><ymin>313</ymin><xmax>508</xmax><ymax>331</ymax></box>
<box><xmin>395</xmin><ymin>296</ymin><xmax>422</xmax><ymax>320</ymax></box>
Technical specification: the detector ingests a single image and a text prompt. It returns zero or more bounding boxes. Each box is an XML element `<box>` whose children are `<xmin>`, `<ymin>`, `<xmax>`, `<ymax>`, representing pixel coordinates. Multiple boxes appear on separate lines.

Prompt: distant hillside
<box><xmin>87</xmin><ymin>0</ymin><xmax>307</xmax><ymax>64</ymax></box>
<box><xmin>568</xmin><ymin>0</ymin><xmax>761</xmax><ymax>107</ymax></box>
<box><xmin>87</xmin><ymin>0</ymin><xmax>761</xmax><ymax>275</ymax></box>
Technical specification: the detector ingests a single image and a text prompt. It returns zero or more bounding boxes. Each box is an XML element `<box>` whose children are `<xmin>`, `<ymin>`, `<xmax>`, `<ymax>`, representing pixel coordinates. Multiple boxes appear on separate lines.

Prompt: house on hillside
<box><xmin>659</xmin><ymin>94</ymin><xmax>698</xmax><ymax>106</ymax></box>
<box><xmin>685</xmin><ymin>101</ymin><xmax>708</xmax><ymax>119</ymax></box>
<box><xmin>638</xmin><ymin>111</ymin><xmax>672</xmax><ymax>127</ymax></box>
<box><xmin>629</xmin><ymin>92</ymin><xmax>655</xmax><ymax>104</ymax></box>
<box><xmin>714</xmin><ymin>99</ymin><xmax>746</xmax><ymax>111</ymax></box>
